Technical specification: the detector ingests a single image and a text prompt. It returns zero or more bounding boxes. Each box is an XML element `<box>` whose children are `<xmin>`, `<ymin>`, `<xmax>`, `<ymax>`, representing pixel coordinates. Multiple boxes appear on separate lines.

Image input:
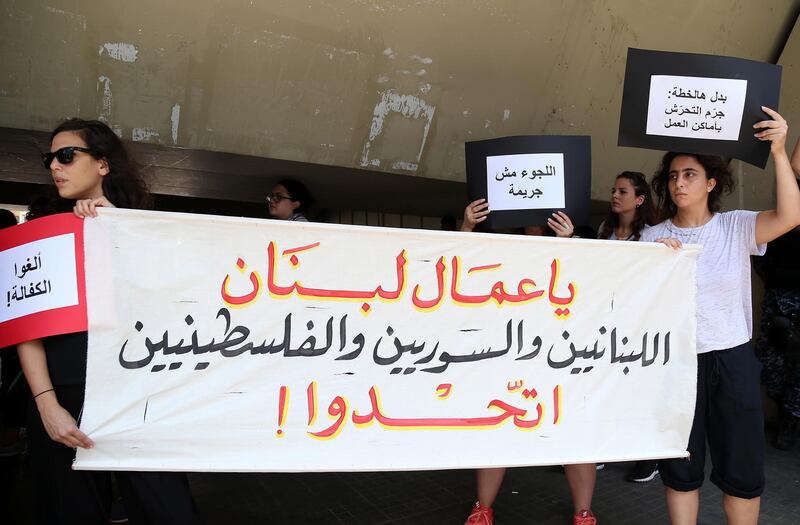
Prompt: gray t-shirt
<box><xmin>641</xmin><ymin>210</ymin><xmax>766</xmax><ymax>354</ymax></box>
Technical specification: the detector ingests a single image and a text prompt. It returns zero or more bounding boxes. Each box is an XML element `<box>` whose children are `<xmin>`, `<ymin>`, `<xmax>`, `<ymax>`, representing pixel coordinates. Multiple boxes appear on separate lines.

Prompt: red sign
<box><xmin>0</xmin><ymin>213</ymin><xmax>86</xmax><ymax>347</ymax></box>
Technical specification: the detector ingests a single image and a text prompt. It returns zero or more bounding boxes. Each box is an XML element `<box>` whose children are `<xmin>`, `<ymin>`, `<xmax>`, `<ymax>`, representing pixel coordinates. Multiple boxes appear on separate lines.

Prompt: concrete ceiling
<box><xmin>1</xmin><ymin>0</ymin><xmax>799</xmax><ymax>211</ymax></box>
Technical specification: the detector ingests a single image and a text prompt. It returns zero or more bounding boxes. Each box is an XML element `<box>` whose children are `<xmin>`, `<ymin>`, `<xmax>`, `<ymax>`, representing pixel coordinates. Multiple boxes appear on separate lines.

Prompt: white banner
<box><xmin>75</xmin><ymin>209</ymin><xmax>699</xmax><ymax>472</ymax></box>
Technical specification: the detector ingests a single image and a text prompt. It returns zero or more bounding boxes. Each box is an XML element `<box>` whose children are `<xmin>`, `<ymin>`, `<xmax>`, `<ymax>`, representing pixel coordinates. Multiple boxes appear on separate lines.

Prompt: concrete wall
<box><xmin>0</xmin><ymin>1</ymin><xmax>797</xmax><ymax>205</ymax></box>
<box><xmin>728</xmin><ymin>14</ymin><xmax>800</xmax><ymax>213</ymax></box>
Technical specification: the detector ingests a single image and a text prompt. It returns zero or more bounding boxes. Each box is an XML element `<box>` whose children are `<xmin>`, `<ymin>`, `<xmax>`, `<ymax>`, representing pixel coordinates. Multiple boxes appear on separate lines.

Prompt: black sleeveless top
<box><xmin>44</xmin><ymin>331</ymin><xmax>87</xmax><ymax>386</ymax></box>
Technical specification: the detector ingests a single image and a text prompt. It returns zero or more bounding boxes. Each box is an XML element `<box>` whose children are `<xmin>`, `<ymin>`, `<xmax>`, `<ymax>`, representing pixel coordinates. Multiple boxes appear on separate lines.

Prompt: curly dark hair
<box><xmin>598</xmin><ymin>171</ymin><xmax>656</xmax><ymax>241</ymax></box>
<box><xmin>651</xmin><ymin>152</ymin><xmax>734</xmax><ymax>219</ymax></box>
<box><xmin>50</xmin><ymin>119</ymin><xmax>152</xmax><ymax>210</ymax></box>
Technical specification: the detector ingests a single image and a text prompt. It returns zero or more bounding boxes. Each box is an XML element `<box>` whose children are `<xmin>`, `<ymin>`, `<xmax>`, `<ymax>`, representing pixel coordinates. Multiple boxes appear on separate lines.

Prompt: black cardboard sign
<box><xmin>618</xmin><ymin>48</ymin><xmax>781</xmax><ymax>169</ymax></box>
<box><xmin>465</xmin><ymin>135</ymin><xmax>591</xmax><ymax>229</ymax></box>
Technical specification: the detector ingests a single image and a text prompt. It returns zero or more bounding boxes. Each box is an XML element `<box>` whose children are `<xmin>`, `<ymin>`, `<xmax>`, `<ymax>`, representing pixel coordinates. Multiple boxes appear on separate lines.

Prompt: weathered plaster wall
<box><xmin>726</xmin><ymin>14</ymin><xmax>800</xmax><ymax>213</ymax></box>
<box><xmin>0</xmin><ymin>0</ymin><xmax>797</xmax><ymax>203</ymax></box>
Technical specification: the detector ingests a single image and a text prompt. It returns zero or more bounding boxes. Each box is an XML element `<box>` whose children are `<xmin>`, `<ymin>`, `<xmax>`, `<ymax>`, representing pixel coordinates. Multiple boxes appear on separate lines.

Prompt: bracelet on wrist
<box><xmin>33</xmin><ymin>388</ymin><xmax>54</xmax><ymax>400</ymax></box>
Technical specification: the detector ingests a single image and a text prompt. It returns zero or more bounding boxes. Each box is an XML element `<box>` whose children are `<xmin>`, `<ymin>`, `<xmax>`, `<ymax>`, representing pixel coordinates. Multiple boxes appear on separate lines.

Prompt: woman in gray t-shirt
<box><xmin>642</xmin><ymin>106</ymin><xmax>800</xmax><ymax>525</ymax></box>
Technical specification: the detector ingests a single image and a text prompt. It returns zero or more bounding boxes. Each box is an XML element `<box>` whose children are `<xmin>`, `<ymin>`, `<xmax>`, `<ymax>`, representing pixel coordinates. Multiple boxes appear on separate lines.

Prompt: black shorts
<box><xmin>660</xmin><ymin>341</ymin><xmax>765</xmax><ymax>499</ymax></box>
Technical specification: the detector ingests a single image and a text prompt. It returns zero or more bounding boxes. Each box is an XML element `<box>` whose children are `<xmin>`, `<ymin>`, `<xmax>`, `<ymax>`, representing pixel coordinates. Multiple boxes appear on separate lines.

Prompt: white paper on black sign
<box><xmin>646</xmin><ymin>75</ymin><xmax>747</xmax><ymax>141</ymax></box>
<box><xmin>486</xmin><ymin>153</ymin><xmax>565</xmax><ymax>211</ymax></box>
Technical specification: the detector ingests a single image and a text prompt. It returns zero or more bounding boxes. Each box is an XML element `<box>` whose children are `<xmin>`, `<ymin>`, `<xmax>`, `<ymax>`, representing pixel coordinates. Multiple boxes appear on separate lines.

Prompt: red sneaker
<box><xmin>464</xmin><ymin>501</ymin><xmax>494</xmax><ymax>525</ymax></box>
<box><xmin>573</xmin><ymin>509</ymin><xmax>597</xmax><ymax>525</ymax></box>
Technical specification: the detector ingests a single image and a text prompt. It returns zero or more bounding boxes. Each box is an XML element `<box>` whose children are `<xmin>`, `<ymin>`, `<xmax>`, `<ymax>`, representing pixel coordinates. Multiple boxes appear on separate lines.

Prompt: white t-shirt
<box><xmin>641</xmin><ymin>210</ymin><xmax>766</xmax><ymax>354</ymax></box>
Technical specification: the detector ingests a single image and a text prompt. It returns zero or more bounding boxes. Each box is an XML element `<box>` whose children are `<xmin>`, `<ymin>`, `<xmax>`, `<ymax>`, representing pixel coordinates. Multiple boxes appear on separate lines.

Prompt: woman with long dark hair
<box><xmin>597</xmin><ymin>171</ymin><xmax>656</xmax><ymax>241</ymax></box>
<box><xmin>17</xmin><ymin>119</ymin><xmax>200</xmax><ymax>525</ymax></box>
<box><xmin>643</xmin><ymin>107</ymin><xmax>800</xmax><ymax>524</ymax></box>
<box><xmin>594</xmin><ymin>171</ymin><xmax>661</xmax><ymax>483</ymax></box>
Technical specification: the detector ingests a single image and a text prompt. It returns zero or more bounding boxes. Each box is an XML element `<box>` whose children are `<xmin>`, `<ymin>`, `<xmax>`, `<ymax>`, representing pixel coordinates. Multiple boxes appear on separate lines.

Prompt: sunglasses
<box><xmin>266</xmin><ymin>192</ymin><xmax>294</xmax><ymax>204</ymax></box>
<box><xmin>41</xmin><ymin>146</ymin><xmax>98</xmax><ymax>170</ymax></box>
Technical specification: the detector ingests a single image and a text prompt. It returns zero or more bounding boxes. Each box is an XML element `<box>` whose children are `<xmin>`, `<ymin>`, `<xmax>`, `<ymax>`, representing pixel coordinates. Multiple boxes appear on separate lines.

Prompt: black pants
<box><xmin>118</xmin><ymin>471</ymin><xmax>202</xmax><ymax>525</ymax></box>
<box><xmin>27</xmin><ymin>384</ymin><xmax>202</xmax><ymax>525</ymax></box>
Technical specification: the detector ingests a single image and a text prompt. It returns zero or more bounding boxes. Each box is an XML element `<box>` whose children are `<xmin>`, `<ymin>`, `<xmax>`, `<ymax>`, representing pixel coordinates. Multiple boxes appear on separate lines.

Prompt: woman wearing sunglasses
<box><xmin>266</xmin><ymin>178</ymin><xmax>312</xmax><ymax>221</ymax></box>
<box><xmin>18</xmin><ymin>119</ymin><xmax>201</xmax><ymax>525</ymax></box>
